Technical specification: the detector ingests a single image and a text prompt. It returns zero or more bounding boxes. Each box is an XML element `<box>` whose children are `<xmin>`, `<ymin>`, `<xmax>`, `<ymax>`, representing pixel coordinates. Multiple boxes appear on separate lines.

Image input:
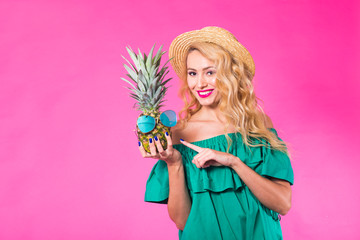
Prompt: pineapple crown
<box><xmin>121</xmin><ymin>44</ymin><xmax>172</xmax><ymax>113</ymax></box>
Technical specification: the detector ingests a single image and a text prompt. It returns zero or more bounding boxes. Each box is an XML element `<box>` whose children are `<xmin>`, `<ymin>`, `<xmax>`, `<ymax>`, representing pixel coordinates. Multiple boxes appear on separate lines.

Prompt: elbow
<box><xmin>170</xmin><ymin>215</ymin><xmax>187</xmax><ymax>230</ymax></box>
<box><xmin>277</xmin><ymin>184</ymin><xmax>292</xmax><ymax>216</ymax></box>
<box><xmin>168</xmin><ymin>204</ymin><xmax>190</xmax><ymax>231</ymax></box>
<box><xmin>176</xmin><ymin>221</ymin><xmax>186</xmax><ymax>231</ymax></box>
<box><xmin>279</xmin><ymin>200</ymin><xmax>291</xmax><ymax>216</ymax></box>
<box><xmin>168</xmin><ymin>209</ymin><xmax>188</xmax><ymax>231</ymax></box>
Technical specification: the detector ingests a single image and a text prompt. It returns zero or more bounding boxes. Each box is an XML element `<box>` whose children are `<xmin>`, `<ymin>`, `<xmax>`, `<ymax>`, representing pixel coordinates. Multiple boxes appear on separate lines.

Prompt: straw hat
<box><xmin>169</xmin><ymin>26</ymin><xmax>255</xmax><ymax>81</ymax></box>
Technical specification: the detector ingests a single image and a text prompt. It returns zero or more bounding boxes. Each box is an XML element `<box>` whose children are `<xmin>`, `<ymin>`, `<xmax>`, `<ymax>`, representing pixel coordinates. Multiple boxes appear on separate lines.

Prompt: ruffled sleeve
<box><xmin>173</xmin><ymin>138</ymin><xmax>246</xmax><ymax>193</ymax></box>
<box><xmin>252</xmin><ymin>128</ymin><xmax>294</xmax><ymax>185</ymax></box>
<box><xmin>144</xmin><ymin>128</ymin><xmax>294</xmax><ymax>204</ymax></box>
<box><xmin>144</xmin><ymin>160</ymin><xmax>169</xmax><ymax>204</ymax></box>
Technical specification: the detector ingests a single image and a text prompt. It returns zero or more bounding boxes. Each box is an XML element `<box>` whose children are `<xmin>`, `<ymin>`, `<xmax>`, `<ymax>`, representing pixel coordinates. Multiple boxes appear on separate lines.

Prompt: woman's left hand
<box><xmin>180</xmin><ymin>139</ymin><xmax>239</xmax><ymax>168</ymax></box>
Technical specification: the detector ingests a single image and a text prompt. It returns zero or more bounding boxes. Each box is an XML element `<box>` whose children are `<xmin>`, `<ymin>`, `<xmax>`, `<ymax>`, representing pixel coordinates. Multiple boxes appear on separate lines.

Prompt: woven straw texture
<box><xmin>169</xmin><ymin>26</ymin><xmax>255</xmax><ymax>81</ymax></box>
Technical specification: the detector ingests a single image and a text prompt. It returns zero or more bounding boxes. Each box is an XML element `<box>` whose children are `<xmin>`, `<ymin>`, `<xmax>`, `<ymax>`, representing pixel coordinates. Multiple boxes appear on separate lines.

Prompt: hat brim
<box><xmin>169</xmin><ymin>26</ymin><xmax>255</xmax><ymax>81</ymax></box>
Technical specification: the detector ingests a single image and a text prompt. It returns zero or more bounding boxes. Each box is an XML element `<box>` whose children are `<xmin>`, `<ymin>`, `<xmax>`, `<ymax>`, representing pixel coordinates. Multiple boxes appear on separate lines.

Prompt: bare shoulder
<box><xmin>258</xmin><ymin>110</ymin><xmax>274</xmax><ymax>128</ymax></box>
<box><xmin>264</xmin><ymin>114</ymin><xmax>274</xmax><ymax>128</ymax></box>
<box><xmin>170</xmin><ymin>119</ymin><xmax>216</xmax><ymax>144</ymax></box>
<box><xmin>171</xmin><ymin>118</ymin><xmax>233</xmax><ymax>144</ymax></box>
<box><xmin>170</xmin><ymin>120</ymin><xmax>188</xmax><ymax>145</ymax></box>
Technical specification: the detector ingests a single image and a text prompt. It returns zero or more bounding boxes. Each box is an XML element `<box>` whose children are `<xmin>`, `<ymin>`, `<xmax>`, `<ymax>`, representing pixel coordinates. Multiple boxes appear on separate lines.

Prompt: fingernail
<box><xmin>149</xmin><ymin>138</ymin><xmax>152</xmax><ymax>143</ymax></box>
<box><xmin>138</xmin><ymin>142</ymin><xmax>141</xmax><ymax>146</ymax></box>
<box><xmin>165</xmin><ymin>132</ymin><xmax>169</xmax><ymax>136</ymax></box>
<box><xmin>154</xmin><ymin>136</ymin><xmax>158</xmax><ymax>141</ymax></box>
<box><xmin>180</xmin><ymin>138</ymin><xmax>184</xmax><ymax>142</ymax></box>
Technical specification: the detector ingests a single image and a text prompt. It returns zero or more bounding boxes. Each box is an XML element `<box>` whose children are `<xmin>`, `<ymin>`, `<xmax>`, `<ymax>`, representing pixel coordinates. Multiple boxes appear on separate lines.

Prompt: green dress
<box><xmin>145</xmin><ymin>128</ymin><xmax>294</xmax><ymax>240</ymax></box>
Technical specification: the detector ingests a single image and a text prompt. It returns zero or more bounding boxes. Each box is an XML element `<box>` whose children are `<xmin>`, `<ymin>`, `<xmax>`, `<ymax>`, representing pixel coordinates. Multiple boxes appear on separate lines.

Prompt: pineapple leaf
<box><xmin>161</xmin><ymin>58</ymin><xmax>172</xmax><ymax>72</ymax></box>
<box><xmin>137</xmin><ymin>71</ymin><xmax>146</xmax><ymax>92</ymax></box>
<box><xmin>126</xmin><ymin>47</ymin><xmax>141</xmax><ymax>70</ymax></box>
<box><xmin>122</xmin><ymin>44</ymin><xmax>172</xmax><ymax>113</ymax></box>
<box><xmin>160</xmin><ymin>86</ymin><xmax>169</xmax><ymax>95</ymax></box>
<box><xmin>120</xmin><ymin>77</ymin><xmax>136</xmax><ymax>89</ymax></box>
<box><xmin>149</xmin><ymin>65</ymin><xmax>156</xmax><ymax>79</ymax></box>
<box><xmin>154</xmin><ymin>97</ymin><xmax>164</xmax><ymax>107</ymax></box>
<box><xmin>138</xmin><ymin>48</ymin><xmax>144</xmax><ymax>64</ymax></box>
<box><xmin>138</xmin><ymin>71</ymin><xmax>149</xmax><ymax>88</ymax></box>
<box><xmin>125</xmin><ymin>74</ymin><xmax>136</xmax><ymax>83</ymax></box>
<box><xmin>130</xmin><ymin>93</ymin><xmax>140</xmax><ymax>100</ymax></box>
<box><xmin>130</xmin><ymin>88</ymin><xmax>142</xmax><ymax>96</ymax></box>
<box><xmin>124</xmin><ymin>64</ymin><xmax>138</xmax><ymax>82</ymax></box>
<box><xmin>162</xmin><ymin>78</ymin><xmax>172</xmax><ymax>86</ymax></box>
<box><xmin>139</xmin><ymin>59</ymin><xmax>147</xmax><ymax>75</ymax></box>
<box><xmin>154</xmin><ymin>86</ymin><xmax>162</xmax><ymax>98</ymax></box>
<box><xmin>121</xmin><ymin>55</ymin><xmax>138</xmax><ymax>73</ymax></box>
<box><xmin>151</xmin><ymin>76</ymin><xmax>159</xmax><ymax>86</ymax></box>
<box><xmin>143</xmin><ymin>53</ymin><xmax>148</xmax><ymax>64</ymax></box>
<box><xmin>146</xmin><ymin>44</ymin><xmax>156</xmax><ymax>71</ymax></box>
<box><xmin>154</xmin><ymin>45</ymin><xmax>164</xmax><ymax>63</ymax></box>
<box><xmin>159</xmin><ymin>70</ymin><xmax>170</xmax><ymax>82</ymax></box>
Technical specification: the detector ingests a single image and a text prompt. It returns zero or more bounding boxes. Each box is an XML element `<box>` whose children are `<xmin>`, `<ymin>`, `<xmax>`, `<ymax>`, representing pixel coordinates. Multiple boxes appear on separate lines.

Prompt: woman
<box><xmin>140</xmin><ymin>26</ymin><xmax>294</xmax><ymax>240</ymax></box>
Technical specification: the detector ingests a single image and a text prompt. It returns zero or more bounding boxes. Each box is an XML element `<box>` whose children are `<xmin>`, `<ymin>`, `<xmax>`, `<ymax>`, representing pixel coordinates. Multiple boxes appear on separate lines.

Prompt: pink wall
<box><xmin>1</xmin><ymin>0</ymin><xmax>359</xmax><ymax>239</ymax></box>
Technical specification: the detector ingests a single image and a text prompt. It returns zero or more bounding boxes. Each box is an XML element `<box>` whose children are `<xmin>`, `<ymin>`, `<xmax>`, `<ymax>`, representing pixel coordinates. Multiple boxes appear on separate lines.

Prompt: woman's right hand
<box><xmin>139</xmin><ymin>131</ymin><xmax>182</xmax><ymax>166</ymax></box>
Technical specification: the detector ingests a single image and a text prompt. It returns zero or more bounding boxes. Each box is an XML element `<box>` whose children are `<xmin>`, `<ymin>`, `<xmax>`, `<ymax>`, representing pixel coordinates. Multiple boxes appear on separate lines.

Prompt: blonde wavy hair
<box><xmin>178</xmin><ymin>42</ymin><xmax>289</xmax><ymax>155</ymax></box>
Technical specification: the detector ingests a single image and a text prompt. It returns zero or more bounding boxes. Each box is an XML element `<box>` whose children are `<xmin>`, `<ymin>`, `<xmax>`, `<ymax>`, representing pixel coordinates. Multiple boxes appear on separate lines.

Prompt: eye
<box><xmin>188</xmin><ymin>71</ymin><xmax>196</xmax><ymax>76</ymax></box>
<box><xmin>207</xmin><ymin>70</ymin><xmax>215</xmax><ymax>76</ymax></box>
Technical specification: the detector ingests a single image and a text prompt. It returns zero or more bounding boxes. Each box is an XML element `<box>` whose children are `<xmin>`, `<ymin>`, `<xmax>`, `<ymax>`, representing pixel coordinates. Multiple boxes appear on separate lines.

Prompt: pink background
<box><xmin>1</xmin><ymin>0</ymin><xmax>359</xmax><ymax>239</ymax></box>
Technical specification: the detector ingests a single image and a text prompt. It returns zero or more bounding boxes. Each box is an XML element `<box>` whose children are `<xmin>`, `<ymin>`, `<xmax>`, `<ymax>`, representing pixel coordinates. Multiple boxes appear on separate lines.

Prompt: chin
<box><xmin>197</xmin><ymin>98</ymin><xmax>218</xmax><ymax>107</ymax></box>
<box><xmin>193</xmin><ymin>91</ymin><xmax>219</xmax><ymax>107</ymax></box>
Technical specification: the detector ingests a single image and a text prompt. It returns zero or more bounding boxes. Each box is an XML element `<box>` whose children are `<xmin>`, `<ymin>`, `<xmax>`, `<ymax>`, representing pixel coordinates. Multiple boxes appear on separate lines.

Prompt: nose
<box><xmin>197</xmin><ymin>74</ymin><xmax>207</xmax><ymax>88</ymax></box>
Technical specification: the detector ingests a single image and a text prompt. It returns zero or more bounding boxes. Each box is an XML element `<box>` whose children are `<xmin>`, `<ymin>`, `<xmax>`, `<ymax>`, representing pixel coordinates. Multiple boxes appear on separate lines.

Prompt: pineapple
<box><xmin>121</xmin><ymin>44</ymin><xmax>173</xmax><ymax>152</ymax></box>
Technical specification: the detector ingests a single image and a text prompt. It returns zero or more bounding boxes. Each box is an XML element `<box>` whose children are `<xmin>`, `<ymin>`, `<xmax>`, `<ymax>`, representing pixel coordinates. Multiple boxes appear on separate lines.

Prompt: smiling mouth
<box><xmin>197</xmin><ymin>89</ymin><xmax>214</xmax><ymax>98</ymax></box>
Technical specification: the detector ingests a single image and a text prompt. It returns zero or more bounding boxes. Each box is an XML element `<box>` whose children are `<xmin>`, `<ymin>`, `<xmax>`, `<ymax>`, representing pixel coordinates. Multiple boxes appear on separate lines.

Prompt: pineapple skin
<box><xmin>137</xmin><ymin>112</ymin><xmax>171</xmax><ymax>153</ymax></box>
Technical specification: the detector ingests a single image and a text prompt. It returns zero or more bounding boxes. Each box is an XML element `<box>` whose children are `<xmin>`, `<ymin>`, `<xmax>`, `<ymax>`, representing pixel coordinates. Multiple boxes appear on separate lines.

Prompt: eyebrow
<box><xmin>187</xmin><ymin>66</ymin><xmax>216</xmax><ymax>71</ymax></box>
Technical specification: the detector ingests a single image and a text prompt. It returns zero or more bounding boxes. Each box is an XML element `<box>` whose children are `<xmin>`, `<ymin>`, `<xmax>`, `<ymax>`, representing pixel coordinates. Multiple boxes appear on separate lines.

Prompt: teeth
<box><xmin>199</xmin><ymin>90</ymin><xmax>212</xmax><ymax>96</ymax></box>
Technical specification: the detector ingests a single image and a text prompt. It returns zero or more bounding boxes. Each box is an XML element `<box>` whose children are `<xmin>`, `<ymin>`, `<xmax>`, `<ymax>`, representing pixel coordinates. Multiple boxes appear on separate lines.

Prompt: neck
<box><xmin>194</xmin><ymin>105</ymin><xmax>227</xmax><ymax>123</ymax></box>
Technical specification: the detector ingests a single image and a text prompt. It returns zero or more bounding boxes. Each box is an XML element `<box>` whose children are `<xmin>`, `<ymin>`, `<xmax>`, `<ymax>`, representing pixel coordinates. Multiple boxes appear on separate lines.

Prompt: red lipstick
<box><xmin>197</xmin><ymin>89</ymin><xmax>214</xmax><ymax>98</ymax></box>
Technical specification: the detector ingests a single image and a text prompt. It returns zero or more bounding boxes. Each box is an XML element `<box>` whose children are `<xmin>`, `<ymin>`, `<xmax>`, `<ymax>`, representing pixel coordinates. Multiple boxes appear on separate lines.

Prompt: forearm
<box><xmin>167</xmin><ymin>162</ymin><xmax>191</xmax><ymax>230</ymax></box>
<box><xmin>231</xmin><ymin>157</ymin><xmax>292</xmax><ymax>215</ymax></box>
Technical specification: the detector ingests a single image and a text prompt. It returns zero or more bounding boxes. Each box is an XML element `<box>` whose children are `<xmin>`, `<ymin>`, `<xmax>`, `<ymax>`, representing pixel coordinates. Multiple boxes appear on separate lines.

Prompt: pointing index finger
<box><xmin>180</xmin><ymin>139</ymin><xmax>203</xmax><ymax>153</ymax></box>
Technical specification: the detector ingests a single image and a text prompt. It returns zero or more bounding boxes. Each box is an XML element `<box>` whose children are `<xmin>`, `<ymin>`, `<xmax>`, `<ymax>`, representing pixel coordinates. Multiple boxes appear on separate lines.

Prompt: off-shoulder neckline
<box><xmin>173</xmin><ymin>128</ymin><xmax>277</xmax><ymax>146</ymax></box>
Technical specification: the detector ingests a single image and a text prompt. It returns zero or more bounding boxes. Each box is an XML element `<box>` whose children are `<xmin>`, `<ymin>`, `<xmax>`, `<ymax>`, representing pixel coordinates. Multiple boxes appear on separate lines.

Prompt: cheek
<box><xmin>209</xmin><ymin>77</ymin><xmax>217</xmax><ymax>86</ymax></box>
<box><xmin>187</xmin><ymin>78</ymin><xmax>196</xmax><ymax>89</ymax></box>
